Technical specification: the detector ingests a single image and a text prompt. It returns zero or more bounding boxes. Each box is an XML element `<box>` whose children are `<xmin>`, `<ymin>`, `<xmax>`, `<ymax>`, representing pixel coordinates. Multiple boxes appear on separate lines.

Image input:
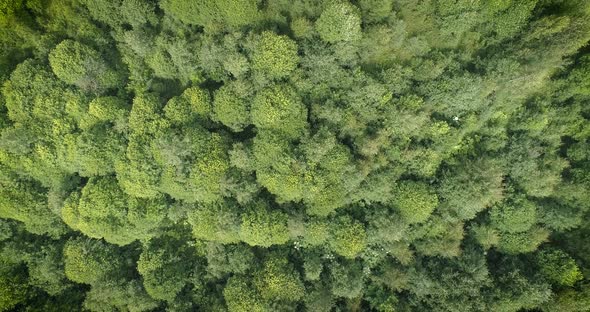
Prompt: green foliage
<box><xmin>24</xmin><ymin>242</ymin><xmax>72</xmax><ymax>295</ymax></box>
<box><xmin>329</xmin><ymin>216</ymin><xmax>367</xmax><ymax>258</ymax></box>
<box><xmin>0</xmin><ymin>60</ymin><xmax>85</xmax><ymax>186</ymax></box>
<box><xmin>126</xmin><ymin>93</ymin><xmax>167</xmax><ymax>137</ymax></box>
<box><xmin>0</xmin><ymin>221</ymin><xmax>11</xmax><ymax>242</ymax></box>
<box><xmin>0</xmin><ymin>0</ymin><xmax>24</xmax><ymax>17</ymax></box>
<box><xmin>205</xmin><ymin>242</ymin><xmax>254</xmax><ymax>278</ymax></box>
<box><xmin>366</xmin><ymin>207</ymin><xmax>407</xmax><ymax>249</ymax></box>
<box><xmin>223</xmin><ymin>276</ymin><xmax>266</xmax><ymax>312</ymax></box>
<box><xmin>291</xmin><ymin>17</ymin><xmax>314</xmax><ymax>39</ymax></box>
<box><xmin>303</xmin><ymin>252</ymin><xmax>324</xmax><ymax>281</ymax></box>
<box><xmin>239</xmin><ymin>201</ymin><xmax>289</xmax><ymax>247</ymax></box>
<box><xmin>302</xmin><ymin>218</ymin><xmax>330</xmax><ymax>247</ymax></box>
<box><xmin>315</xmin><ymin>1</ymin><xmax>362</xmax><ymax>43</ymax></box>
<box><xmin>471</xmin><ymin>224</ymin><xmax>500</xmax><ymax>250</ymax></box>
<box><xmin>137</xmin><ymin>235</ymin><xmax>198</xmax><ymax>302</ymax></box>
<box><xmin>357</xmin><ymin>0</ymin><xmax>393</xmax><ymax>23</ymax></box>
<box><xmin>73</xmin><ymin>123</ymin><xmax>126</xmax><ymax>176</ymax></box>
<box><xmin>82</xmin><ymin>279</ymin><xmax>159</xmax><ymax>312</ymax></box>
<box><xmin>330</xmin><ymin>260</ymin><xmax>364</xmax><ymax>298</ymax></box>
<box><xmin>305</xmin><ymin>283</ymin><xmax>334</xmax><ymax>312</ymax></box>
<box><xmin>251</xmin><ymin>32</ymin><xmax>299</xmax><ymax>79</ymax></box>
<box><xmin>410</xmin><ymin>217</ymin><xmax>465</xmax><ymax>258</ymax></box>
<box><xmin>0</xmin><ymin>172</ymin><xmax>67</xmax><ymax>237</ymax></box>
<box><xmin>160</xmin><ymin>0</ymin><xmax>261</xmax><ymax>31</ymax></box>
<box><xmin>212</xmin><ymin>81</ymin><xmax>251</xmax><ymax>132</ymax></box>
<box><xmin>490</xmin><ymin>194</ymin><xmax>537</xmax><ymax>233</ymax></box>
<box><xmin>489</xmin><ymin>0</ymin><xmax>537</xmax><ymax>40</ymax></box>
<box><xmin>49</xmin><ymin>40</ymin><xmax>123</xmax><ymax>92</ymax></box>
<box><xmin>536</xmin><ymin>248</ymin><xmax>583</xmax><ymax>287</ymax></box>
<box><xmin>115</xmin><ymin>133</ymin><xmax>162</xmax><ymax>198</ymax></box>
<box><xmin>251</xmin><ymin>85</ymin><xmax>307</xmax><ymax>138</ymax></box>
<box><xmin>565</xmin><ymin>55</ymin><xmax>590</xmax><ymax>97</ymax></box>
<box><xmin>497</xmin><ymin>226</ymin><xmax>550</xmax><ymax>254</ymax></box>
<box><xmin>543</xmin><ymin>286</ymin><xmax>590</xmax><ymax>312</ymax></box>
<box><xmin>63</xmin><ymin>237</ymin><xmax>125</xmax><ymax>285</ymax></box>
<box><xmin>365</xmin><ymin>284</ymin><xmax>397</xmax><ymax>312</ymax></box>
<box><xmin>80</xmin><ymin>0</ymin><xmax>158</xmax><ymax>28</ymax></box>
<box><xmin>254</xmin><ymin>256</ymin><xmax>305</xmax><ymax>301</ymax></box>
<box><xmin>438</xmin><ymin>158</ymin><xmax>505</xmax><ymax>220</ymax></box>
<box><xmin>391</xmin><ymin>181</ymin><xmax>438</xmax><ymax>224</ymax></box>
<box><xmin>61</xmin><ymin>176</ymin><xmax>166</xmax><ymax>246</ymax></box>
<box><xmin>187</xmin><ymin>200</ymin><xmax>241</xmax><ymax>244</ymax></box>
<box><xmin>155</xmin><ymin>126</ymin><xmax>231</xmax><ymax>203</ymax></box>
<box><xmin>2</xmin><ymin>0</ymin><xmax>590</xmax><ymax>310</ymax></box>
<box><xmin>115</xmin><ymin>94</ymin><xmax>165</xmax><ymax>198</ymax></box>
<box><xmin>507</xmin><ymin>136</ymin><xmax>568</xmax><ymax>198</ymax></box>
<box><xmin>0</xmin><ymin>265</ymin><xmax>28</xmax><ymax>311</ymax></box>
<box><xmin>82</xmin><ymin>96</ymin><xmax>129</xmax><ymax>130</ymax></box>
<box><xmin>164</xmin><ymin>87</ymin><xmax>211</xmax><ymax>124</ymax></box>
<box><xmin>253</xmin><ymin>129</ymin><xmax>357</xmax><ymax>216</ymax></box>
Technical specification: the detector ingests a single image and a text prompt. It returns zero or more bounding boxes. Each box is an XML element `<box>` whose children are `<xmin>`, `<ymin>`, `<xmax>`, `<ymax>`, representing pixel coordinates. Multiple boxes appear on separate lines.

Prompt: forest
<box><xmin>1</xmin><ymin>0</ymin><xmax>590</xmax><ymax>311</ymax></box>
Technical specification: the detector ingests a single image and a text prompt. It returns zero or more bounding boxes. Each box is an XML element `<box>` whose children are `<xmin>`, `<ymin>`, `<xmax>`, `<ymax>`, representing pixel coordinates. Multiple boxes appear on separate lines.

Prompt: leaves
<box><xmin>49</xmin><ymin>40</ymin><xmax>123</xmax><ymax>92</ymax></box>
<box><xmin>316</xmin><ymin>1</ymin><xmax>362</xmax><ymax>43</ymax></box>
<box><xmin>391</xmin><ymin>181</ymin><xmax>439</xmax><ymax>224</ymax></box>
<box><xmin>251</xmin><ymin>31</ymin><xmax>299</xmax><ymax>79</ymax></box>
<box><xmin>1</xmin><ymin>0</ymin><xmax>590</xmax><ymax>310</ymax></box>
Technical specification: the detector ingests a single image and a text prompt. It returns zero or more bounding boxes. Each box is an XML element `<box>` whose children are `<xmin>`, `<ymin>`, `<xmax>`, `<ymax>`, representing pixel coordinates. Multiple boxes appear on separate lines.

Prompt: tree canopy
<box><xmin>1</xmin><ymin>0</ymin><xmax>590</xmax><ymax>311</ymax></box>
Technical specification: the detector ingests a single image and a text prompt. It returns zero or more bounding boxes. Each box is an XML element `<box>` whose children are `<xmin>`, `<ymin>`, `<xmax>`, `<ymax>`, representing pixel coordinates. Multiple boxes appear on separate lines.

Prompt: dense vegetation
<box><xmin>1</xmin><ymin>0</ymin><xmax>590</xmax><ymax>311</ymax></box>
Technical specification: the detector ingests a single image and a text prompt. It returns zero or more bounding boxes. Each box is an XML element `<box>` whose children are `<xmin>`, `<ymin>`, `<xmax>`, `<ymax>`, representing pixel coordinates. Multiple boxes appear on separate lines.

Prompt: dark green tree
<box><xmin>137</xmin><ymin>234</ymin><xmax>201</xmax><ymax>302</ymax></box>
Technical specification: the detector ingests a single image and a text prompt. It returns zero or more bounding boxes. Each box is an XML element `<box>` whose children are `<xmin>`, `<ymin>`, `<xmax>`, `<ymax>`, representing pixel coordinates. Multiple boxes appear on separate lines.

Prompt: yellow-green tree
<box><xmin>61</xmin><ymin>176</ymin><xmax>166</xmax><ymax>246</ymax></box>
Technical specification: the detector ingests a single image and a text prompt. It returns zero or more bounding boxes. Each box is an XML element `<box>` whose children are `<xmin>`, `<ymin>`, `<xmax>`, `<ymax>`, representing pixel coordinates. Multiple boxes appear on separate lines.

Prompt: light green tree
<box><xmin>490</xmin><ymin>194</ymin><xmax>537</xmax><ymax>233</ymax></box>
<box><xmin>160</xmin><ymin>0</ymin><xmax>261</xmax><ymax>30</ymax></box>
<box><xmin>239</xmin><ymin>201</ymin><xmax>289</xmax><ymax>247</ymax></box>
<box><xmin>329</xmin><ymin>216</ymin><xmax>367</xmax><ymax>258</ymax></box>
<box><xmin>63</xmin><ymin>237</ymin><xmax>126</xmax><ymax>285</ymax></box>
<box><xmin>251</xmin><ymin>85</ymin><xmax>307</xmax><ymax>138</ymax></box>
<box><xmin>49</xmin><ymin>40</ymin><xmax>123</xmax><ymax>92</ymax></box>
<box><xmin>223</xmin><ymin>276</ymin><xmax>267</xmax><ymax>312</ymax></box>
<box><xmin>536</xmin><ymin>248</ymin><xmax>583</xmax><ymax>287</ymax></box>
<box><xmin>315</xmin><ymin>1</ymin><xmax>362</xmax><ymax>43</ymax></box>
<box><xmin>164</xmin><ymin>86</ymin><xmax>211</xmax><ymax>124</ymax></box>
<box><xmin>187</xmin><ymin>200</ymin><xmax>241</xmax><ymax>244</ymax></box>
<box><xmin>251</xmin><ymin>31</ymin><xmax>299</xmax><ymax>79</ymax></box>
<box><xmin>254</xmin><ymin>255</ymin><xmax>305</xmax><ymax>301</ymax></box>
<box><xmin>61</xmin><ymin>176</ymin><xmax>166</xmax><ymax>246</ymax></box>
<box><xmin>212</xmin><ymin>81</ymin><xmax>252</xmax><ymax>132</ymax></box>
<box><xmin>391</xmin><ymin>181</ymin><xmax>438</xmax><ymax>224</ymax></box>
